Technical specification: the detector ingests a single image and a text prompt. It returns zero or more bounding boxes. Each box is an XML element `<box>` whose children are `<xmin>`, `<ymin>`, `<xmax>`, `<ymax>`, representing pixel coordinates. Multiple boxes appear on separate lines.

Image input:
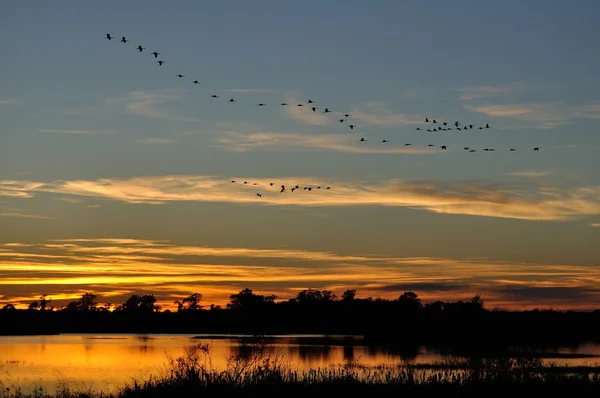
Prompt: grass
<box><xmin>3</xmin><ymin>338</ymin><xmax>600</xmax><ymax>397</ymax></box>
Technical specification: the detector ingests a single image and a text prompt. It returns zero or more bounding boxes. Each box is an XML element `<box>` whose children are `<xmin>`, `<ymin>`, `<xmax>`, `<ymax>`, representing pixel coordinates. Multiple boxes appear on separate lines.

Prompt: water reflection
<box><xmin>1</xmin><ymin>334</ymin><xmax>600</xmax><ymax>395</ymax></box>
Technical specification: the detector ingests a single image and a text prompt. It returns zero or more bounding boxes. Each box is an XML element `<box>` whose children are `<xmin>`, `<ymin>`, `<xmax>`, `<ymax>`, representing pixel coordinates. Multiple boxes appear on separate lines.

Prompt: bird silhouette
<box><xmin>120</xmin><ymin>37</ymin><xmax>129</xmax><ymax>43</ymax></box>
<box><xmin>136</xmin><ymin>45</ymin><xmax>145</xmax><ymax>52</ymax></box>
<box><xmin>156</xmin><ymin>61</ymin><xmax>166</xmax><ymax>66</ymax></box>
<box><xmin>106</xmin><ymin>33</ymin><xmax>112</xmax><ymax>40</ymax></box>
<box><xmin>151</xmin><ymin>52</ymin><xmax>161</xmax><ymax>58</ymax></box>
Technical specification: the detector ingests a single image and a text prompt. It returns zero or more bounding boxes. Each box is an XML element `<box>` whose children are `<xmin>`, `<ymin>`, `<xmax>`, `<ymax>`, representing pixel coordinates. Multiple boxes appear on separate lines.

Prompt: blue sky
<box><xmin>1</xmin><ymin>0</ymin><xmax>600</xmax><ymax>310</ymax></box>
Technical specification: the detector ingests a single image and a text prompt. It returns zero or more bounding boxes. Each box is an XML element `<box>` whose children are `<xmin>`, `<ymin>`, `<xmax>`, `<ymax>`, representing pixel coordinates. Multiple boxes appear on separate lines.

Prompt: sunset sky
<box><xmin>1</xmin><ymin>0</ymin><xmax>600</xmax><ymax>311</ymax></box>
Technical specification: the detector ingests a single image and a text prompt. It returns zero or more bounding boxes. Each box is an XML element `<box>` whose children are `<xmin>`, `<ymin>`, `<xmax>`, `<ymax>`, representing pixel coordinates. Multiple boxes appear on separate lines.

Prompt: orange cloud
<box><xmin>1</xmin><ymin>238</ymin><xmax>600</xmax><ymax>311</ymax></box>
<box><xmin>1</xmin><ymin>176</ymin><xmax>600</xmax><ymax>221</ymax></box>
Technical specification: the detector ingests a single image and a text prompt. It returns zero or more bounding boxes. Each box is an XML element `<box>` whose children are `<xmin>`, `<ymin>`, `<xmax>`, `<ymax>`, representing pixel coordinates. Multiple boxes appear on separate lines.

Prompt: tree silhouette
<box><xmin>228</xmin><ymin>288</ymin><xmax>276</xmax><ymax>310</ymax></box>
<box><xmin>295</xmin><ymin>289</ymin><xmax>337</xmax><ymax>303</ymax></box>
<box><xmin>39</xmin><ymin>295</ymin><xmax>50</xmax><ymax>311</ymax></box>
<box><xmin>341</xmin><ymin>289</ymin><xmax>357</xmax><ymax>302</ymax></box>
<box><xmin>66</xmin><ymin>293</ymin><xmax>98</xmax><ymax>311</ymax></box>
<box><xmin>176</xmin><ymin>293</ymin><xmax>203</xmax><ymax>312</ymax></box>
<box><xmin>122</xmin><ymin>294</ymin><xmax>160</xmax><ymax>313</ymax></box>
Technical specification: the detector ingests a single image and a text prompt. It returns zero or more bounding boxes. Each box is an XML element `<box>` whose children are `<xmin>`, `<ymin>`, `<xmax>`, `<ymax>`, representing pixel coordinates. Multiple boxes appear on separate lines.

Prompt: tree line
<box><xmin>2</xmin><ymin>288</ymin><xmax>599</xmax><ymax>347</ymax></box>
<box><xmin>1</xmin><ymin>288</ymin><xmax>481</xmax><ymax>314</ymax></box>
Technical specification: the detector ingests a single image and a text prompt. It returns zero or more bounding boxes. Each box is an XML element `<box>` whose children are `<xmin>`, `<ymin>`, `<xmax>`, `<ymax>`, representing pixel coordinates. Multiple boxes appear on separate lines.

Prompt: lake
<box><xmin>1</xmin><ymin>334</ymin><xmax>600</xmax><ymax>395</ymax></box>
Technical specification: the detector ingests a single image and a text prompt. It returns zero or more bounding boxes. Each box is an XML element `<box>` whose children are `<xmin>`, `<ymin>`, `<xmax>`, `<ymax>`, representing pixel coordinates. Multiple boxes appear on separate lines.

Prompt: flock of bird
<box><xmin>230</xmin><ymin>180</ymin><xmax>332</xmax><ymax>198</ymax></box>
<box><xmin>105</xmin><ymin>33</ymin><xmax>542</xmax><ymax>197</ymax></box>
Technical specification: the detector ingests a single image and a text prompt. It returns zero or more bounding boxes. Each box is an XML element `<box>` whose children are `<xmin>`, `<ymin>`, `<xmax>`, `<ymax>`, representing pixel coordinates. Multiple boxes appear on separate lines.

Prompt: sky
<box><xmin>1</xmin><ymin>0</ymin><xmax>600</xmax><ymax>311</ymax></box>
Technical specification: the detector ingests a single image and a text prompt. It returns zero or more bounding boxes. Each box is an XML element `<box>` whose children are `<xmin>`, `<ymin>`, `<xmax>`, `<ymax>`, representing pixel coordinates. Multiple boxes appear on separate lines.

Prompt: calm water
<box><xmin>1</xmin><ymin>334</ymin><xmax>600</xmax><ymax>394</ymax></box>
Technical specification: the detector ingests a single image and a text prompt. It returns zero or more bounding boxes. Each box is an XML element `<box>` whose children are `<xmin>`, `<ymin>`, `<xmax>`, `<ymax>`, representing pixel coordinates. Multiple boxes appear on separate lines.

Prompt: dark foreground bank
<box><xmin>4</xmin><ymin>340</ymin><xmax>600</xmax><ymax>398</ymax></box>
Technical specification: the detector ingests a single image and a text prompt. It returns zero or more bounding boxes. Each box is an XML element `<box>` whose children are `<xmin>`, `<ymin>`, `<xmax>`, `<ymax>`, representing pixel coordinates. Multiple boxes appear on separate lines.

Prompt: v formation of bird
<box><xmin>105</xmin><ymin>33</ymin><xmax>542</xmax><ymax>198</ymax></box>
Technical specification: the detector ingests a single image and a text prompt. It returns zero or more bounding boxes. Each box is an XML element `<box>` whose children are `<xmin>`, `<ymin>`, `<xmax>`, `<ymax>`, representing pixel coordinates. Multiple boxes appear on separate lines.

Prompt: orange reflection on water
<box><xmin>1</xmin><ymin>334</ymin><xmax>600</xmax><ymax>395</ymax></box>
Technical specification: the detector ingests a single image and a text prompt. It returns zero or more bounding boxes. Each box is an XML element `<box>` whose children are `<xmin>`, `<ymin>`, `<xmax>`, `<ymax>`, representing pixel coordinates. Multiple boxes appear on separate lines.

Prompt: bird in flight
<box><xmin>120</xmin><ymin>37</ymin><xmax>129</xmax><ymax>43</ymax></box>
<box><xmin>136</xmin><ymin>45</ymin><xmax>145</xmax><ymax>52</ymax></box>
<box><xmin>156</xmin><ymin>61</ymin><xmax>166</xmax><ymax>66</ymax></box>
<box><xmin>151</xmin><ymin>52</ymin><xmax>160</xmax><ymax>58</ymax></box>
<box><xmin>106</xmin><ymin>33</ymin><xmax>112</xmax><ymax>40</ymax></box>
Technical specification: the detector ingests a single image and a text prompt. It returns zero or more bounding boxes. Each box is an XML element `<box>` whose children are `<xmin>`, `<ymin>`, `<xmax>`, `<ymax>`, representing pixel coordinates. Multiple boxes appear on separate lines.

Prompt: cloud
<box><xmin>215</xmin><ymin>131</ymin><xmax>439</xmax><ymax>154</ymax></box>
<box><xmin>458</xmin><ymin>83</ymin><xmax>525</xmax><ymax>101</ymax></box>
<box><xmin>1</xmin><ymin>238</ymin><xmax>600</xmax><ymax>310</ymax></box>
<box><xmin>136</xmin><ymin>137</ymin><xmax>177</xmax><ymax>144</ymax></box>
<box><xmin>465</xmin><ymin>102</ymin><xmax>600</xmax><ymax>129</ymax></box>
<box><xmin>348</xmin><ymin>102</ymin><xmax>423</xmax><ymax>127</ymax></box>
<box><xmin>282</xmin><ymin>98</ymin><xmax>423</xmax><ymax>128</ymax></box>
<box><xmin>221</xmin><ymin>89</ymin><xmax>273</xmax><ymax>94</ymax></box>
<box><xmin>506</xmin><ymin>170</ymin><xmax>553</xmax><ymax>178</ymax></box>
<box><xmin>282</xmin><ymin>96</ymin><xmax>335</xmax><ymax>126</ymax></box>
<box><xmin>0</xmin><ymin>98</ymin><xmax>20</xmax><ymax>105</ymax></box>
<box><xmin>491</xmin><ymin>286</ymin><xmax>599</xmax><ymax>302</ymax></box>
<box><xmin>53</xmin><ymin>197</ymin><xmax>82</xmax><ymax>204</ymax></box>
<box><xmin>0</xmin><ymin>180</ymin><xmax>46</xmax><ymax>198</ymax></box>
<box><xmin>111</xmin><ymin>90</ymin><xmax>196</xmax><ymax>122</ymax></box>
<box><xmin>2</xmin><ymin>175</ymin><xmax>600</xmax><ymax>221</ymax></box>
<box><xmin>591</xmin><ymin>223</ymin><xmax>600</xmax><ymax>228</ymax></box>
<box><xmin>38</xmin><ymin>129</ymin><xmax>117</xmax><ymax>135</ymax></box>
<box><xmin>0</xmin><ymin>211</ymin><xmax>52</xmax><ymax>219</ymax></box>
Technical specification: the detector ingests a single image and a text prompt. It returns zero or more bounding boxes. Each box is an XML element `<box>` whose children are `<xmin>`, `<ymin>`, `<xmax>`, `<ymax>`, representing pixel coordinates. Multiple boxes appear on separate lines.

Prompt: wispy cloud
<box><xmin>349</xmin><ymin>101</ymin><xmax>423</xmax><ymax>127</ymax></box>
<box><xmin>110</xmin><ymin>90</ymin><xmax>196</xmax><ymax>122</ymax></box>
<box><xmin>506</xmin><ymin>170</ymin><xmax>553</xmax><ymax>178</ymax></box>
<box><xmin>1</xmin><ymin>238</ymin><xmax>600</xmax><ymax>310</ymax></box>
<box><xmin>136</xmin><ymin>137</ymin><xmax>177</xmax><ymax>144</ymax></box>
<box><xmin>282</xmin><ymin>98</ymin><xmax>423</xmax><ymax>128</ymax></box>
<box><xmin>53</xmin><ymin>197</ymin><xmax>82</xmax><ymax>204</ymax></box>
<box><xmin>465</xmin><ymin>102</ymin><xmax>600</xmax><ymax>129</ymax></box>
<box><xmin>222</xmin><ymin>89</ymin><xmax>273</xmax><ymax>94</ymax></box>
<box><xmin>0</xmin><ymin>211</ymin><xmax>52</xmax><ymax>220</ymax></box>
<box><xmin>215</xmin><ymin>131</ymin><xmax>438</xmax><ymax>154</ymax></box>
<box><xmin>458</xmin><ymin>83</ymin><xmax>525</xmax><ymax>101</ymax></box>
<box><xmin>592</xmin><ymin>223</ymin><xmax>600</xmax><ymax>228</ymax></box>
<box><xmin>38</xmin><ymin>129</ymin><xmax>117</xmax><ymax>135</ymax></box>
<box><xmin>0</xmin><ymin>180</ymin><xmax>46</xmax><ymax>198</ymax></box>
<box><xmin>2</xmin><ymin>175</ymin><xmax>600</xmax><ymax>221</ymax></box>
<box><xmin>282</xmin><ymin>95</ymin><xmax>335</xmax><ymax>126</ymax></box>
<box><xmin>0</xmin><ymin>98</ymin><xmax>20</xmax><ymax>105</ymax></box>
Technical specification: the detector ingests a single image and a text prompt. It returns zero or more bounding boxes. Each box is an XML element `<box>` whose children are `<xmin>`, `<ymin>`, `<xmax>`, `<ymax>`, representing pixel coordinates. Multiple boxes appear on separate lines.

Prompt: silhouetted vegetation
<box><xmin>2</xmin><ymin>289</ymin><xmax>600</xmax><ymax>349</ymax></box>
<box><xmin>3</xmin><ymin>339</ymin><xmax>600</xmax><ymax>397</ymax></box>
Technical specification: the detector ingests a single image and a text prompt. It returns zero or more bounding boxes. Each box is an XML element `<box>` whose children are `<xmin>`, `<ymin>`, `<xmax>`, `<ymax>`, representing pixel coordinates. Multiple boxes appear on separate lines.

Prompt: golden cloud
<box><xmin>1</xmin><ymin>176</ymin><xmax>600</xmax><ymax>221</ymax></box>
<box><xmin>1</xmin><ymin>238</ymin><xmax>599</xmax><ymax>310</ymax></box>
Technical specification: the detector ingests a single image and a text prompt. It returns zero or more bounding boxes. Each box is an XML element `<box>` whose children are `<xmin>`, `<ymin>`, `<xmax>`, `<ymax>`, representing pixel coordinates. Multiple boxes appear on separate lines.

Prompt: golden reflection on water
<box><xmin>0</xmin><ymin>335</ymin><xmax>599</xmax><ymax>394</ymax></box>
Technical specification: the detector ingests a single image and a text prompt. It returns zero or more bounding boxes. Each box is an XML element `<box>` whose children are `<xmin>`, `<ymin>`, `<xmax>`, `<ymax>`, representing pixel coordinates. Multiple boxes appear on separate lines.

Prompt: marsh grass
<box><xmin>4</xmin><ymin>338</ymin><xmax>600</xmax><ymax>397</ymax></box>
